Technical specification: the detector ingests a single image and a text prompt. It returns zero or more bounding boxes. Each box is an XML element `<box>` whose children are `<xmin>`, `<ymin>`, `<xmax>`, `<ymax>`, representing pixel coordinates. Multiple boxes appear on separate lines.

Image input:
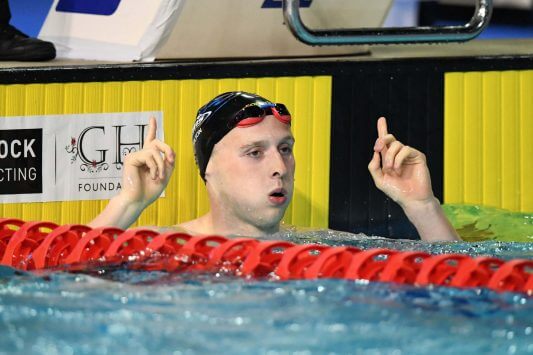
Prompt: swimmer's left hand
<box><xmin>368</xmin><ymin>117</ymin><xmax>434</xmax><ymax>208</ymax></box>
<box><xmin>368</xmin><ymin>117</ymin><xmax>460</xmax><ymax>242</ymax></box>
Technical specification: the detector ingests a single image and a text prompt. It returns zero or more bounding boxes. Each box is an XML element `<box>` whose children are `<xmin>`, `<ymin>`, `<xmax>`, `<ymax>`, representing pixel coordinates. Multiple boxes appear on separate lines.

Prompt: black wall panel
<box><xmin>329</xmin><ymin>69</ymin><xmax>444</xmax><ymax>239</ymax></box>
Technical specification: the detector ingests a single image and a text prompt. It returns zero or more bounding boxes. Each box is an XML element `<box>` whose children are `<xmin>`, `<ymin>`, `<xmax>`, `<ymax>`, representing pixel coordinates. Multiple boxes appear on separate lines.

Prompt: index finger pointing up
<box><xmin>377</xmin><ymin>116</ymin><xmax>388</xmax><ymax>138</ymax></box>
<box><xmin>144</xmin><ymin>116</ymin><xmax>157</xmax><ymax>148</ymax></box>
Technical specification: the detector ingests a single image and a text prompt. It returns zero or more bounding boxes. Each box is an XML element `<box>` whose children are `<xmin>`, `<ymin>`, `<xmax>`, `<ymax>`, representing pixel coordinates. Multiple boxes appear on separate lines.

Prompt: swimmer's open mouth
<box><xmin>269</xmin><ymin>188</ymin><xmax>286</xmax><ymax>197</ymax></box>
<box><xmin>268</xmin><ymin>188</ymin><xmax>287</xmax><ymax>205</ymax></box>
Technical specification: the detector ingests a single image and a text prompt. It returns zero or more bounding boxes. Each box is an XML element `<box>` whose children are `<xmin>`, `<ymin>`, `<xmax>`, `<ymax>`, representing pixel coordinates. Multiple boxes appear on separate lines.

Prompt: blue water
<box><xmin>1</xmin><ymin>231</ymin><xmax>532</xmax><ymax>354</ymax></box>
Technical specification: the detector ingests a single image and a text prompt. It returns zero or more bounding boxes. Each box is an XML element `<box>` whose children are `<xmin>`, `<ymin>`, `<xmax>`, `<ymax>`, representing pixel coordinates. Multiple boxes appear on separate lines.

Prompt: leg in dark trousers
<box><xmin>0</xmin><ymin>0</ymin><xmax>11</xmax><ymax>25</ymax></box>
<box><xmin>0</xmin><ymin>0</ymin><xmax>56</xmax><ymax>61</ymax></box>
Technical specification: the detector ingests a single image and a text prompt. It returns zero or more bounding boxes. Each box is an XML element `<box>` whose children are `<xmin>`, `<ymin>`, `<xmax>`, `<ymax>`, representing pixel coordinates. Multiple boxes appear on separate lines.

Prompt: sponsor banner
<box><xmin>0</xmin><ymin>112</ymin><xmax>163</xmax><ymax>203</ymax></box>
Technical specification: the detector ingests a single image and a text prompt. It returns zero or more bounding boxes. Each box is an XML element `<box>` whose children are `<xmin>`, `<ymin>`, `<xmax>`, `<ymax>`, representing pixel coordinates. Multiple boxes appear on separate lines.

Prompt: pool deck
<box><xmin>0</xmin><ymin>38</ymin><xmax>532</xmax><ymax>70</ymax></box>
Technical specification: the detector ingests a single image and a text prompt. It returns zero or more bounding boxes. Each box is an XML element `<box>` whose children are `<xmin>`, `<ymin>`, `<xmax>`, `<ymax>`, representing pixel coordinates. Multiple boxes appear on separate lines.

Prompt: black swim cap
<box><xmin>192</xmin><ymin>91</ymin><xmax>290</xmax><ymax>181</ymax></box>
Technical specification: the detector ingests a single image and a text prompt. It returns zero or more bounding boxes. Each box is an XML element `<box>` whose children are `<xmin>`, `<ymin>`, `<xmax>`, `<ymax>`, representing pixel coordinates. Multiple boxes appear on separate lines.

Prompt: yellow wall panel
<box><xmin>177</xmin><ymin>80</ymin><xmax>200</xmax><ymax>224</ymax></box>
<box><xmin>6</xmin><ymin>85</ymin><xmax>25</xmax><ymax>116</ymax></box>
<box><xmin>0</xmin><ymin>77</ymin><xmax>332</xmax><ymax>229</ymax></box>
<box><xmin>64</xmin><ymin>83</ymin><xmax>84</xmax><ymax>113</ymax></box>
<box><xmin>310</xmin><ymin>76</ymin><xmax>331</xmax><ymax>227</ymax></box>
<box><xmin>445</xmin><ymin>70</ymin><xmax>533</xmax><ymax>212</ymax></box>
<box><xmin>157</xmin><ymin>80</ymin><xmax>180</xmax><ymax>227</ymax></box>
<box><xmin>102</xmin><ymin>82</ymin><xmax>124</xmax><ymax>112</ymax></box>
<box><xmin>463</xmin><ymin>72</ymin><xmax>483</xmax><ymax>204</ymax></box>
<box><xmin>481</xmin><ymin>72</ymin><xmax>502</xmax><ymax>208</ymax></box>
<box><xmin>292</xmin><ymin>77</ymin><xmax>313</xmax><ymax>227</ymax></box>
<box><xmin>501</xmin><ymin>72</ymin><xmax>521</xmax><ymax>211</ymax></box>
<box><xmin>25</xmin><ymin>84</ymin><xmax>45</xmax><ymax>115</ymax></box>
<box><xmin>0</xmin><ymin>85</ymin><xmax>6</xmax><ymax>116</ymax></box>
<box><xmin>520</xmin><ymin>71</ymin><xmax>533</xmax><ymax>212</ymax></box>
<box><xmin>444</xmin><ymin>72</ymin><xmax>464</xmax><ymax>203</ymax></box>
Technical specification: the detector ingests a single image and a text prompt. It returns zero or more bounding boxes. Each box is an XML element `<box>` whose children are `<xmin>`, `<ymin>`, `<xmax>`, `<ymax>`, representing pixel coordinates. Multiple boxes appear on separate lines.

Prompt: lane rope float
<box><xmin>0</xmin><ymin>218</ymin><xmax>531</xmax><ymax>294</ymax></box>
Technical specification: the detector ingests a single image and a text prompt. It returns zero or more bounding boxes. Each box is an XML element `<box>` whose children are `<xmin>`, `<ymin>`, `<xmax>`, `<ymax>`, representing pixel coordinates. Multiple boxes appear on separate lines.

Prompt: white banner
<box><xmin>0</xmin><ymin>112</ymin><xmax>163</xmax><ymax>203</ymax></box>
<box><xmin>39</xmin><ymin>0</ymin><xmax>184</xmax><ymax>61</ymax></box>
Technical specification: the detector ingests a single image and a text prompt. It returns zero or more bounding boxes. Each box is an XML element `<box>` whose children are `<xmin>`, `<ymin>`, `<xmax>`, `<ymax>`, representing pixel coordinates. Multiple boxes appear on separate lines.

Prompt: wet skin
<box><xmin>90</xmin><ymin>114</ymin><xmax>460</xmax><ymax>241</ymax></box>
<box><xmin>181</xmin><ymin>115</ymin><xmax>295</xmax><ymax>236</ymax></box>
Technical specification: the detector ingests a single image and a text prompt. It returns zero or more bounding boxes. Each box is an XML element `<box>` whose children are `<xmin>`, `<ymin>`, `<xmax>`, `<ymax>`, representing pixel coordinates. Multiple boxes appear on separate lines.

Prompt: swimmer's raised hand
<box><xmin>119</xmin><ymin>116</ymin><xmax>175</xmax><ymax>207</ymax></box>
<box><xmin>368</xmin><ymin>117</ymin><xmax>460</xmax><ymax>242</ymax></box>
<box><xmin>368</xmin><ymin>117</ymin><xmax>433</xmax><ymax>207</ymax></box>
<box><xmin>88</xmin><ymin>117</ymin><xmax>175</xmax><ymax>229</ymax></box>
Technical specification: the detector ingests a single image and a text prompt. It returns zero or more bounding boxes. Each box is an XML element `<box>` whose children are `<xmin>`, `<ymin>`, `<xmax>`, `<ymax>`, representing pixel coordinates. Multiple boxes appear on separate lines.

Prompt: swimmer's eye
<box><xmin>279</xmin><ymin>145</ymin><xmax>293</xmax><ymax>155</ymax></box>
<box><xmin>247</xmin><ymin>149</ymin><xmax>263</xmax><ymax>158</ymax></box>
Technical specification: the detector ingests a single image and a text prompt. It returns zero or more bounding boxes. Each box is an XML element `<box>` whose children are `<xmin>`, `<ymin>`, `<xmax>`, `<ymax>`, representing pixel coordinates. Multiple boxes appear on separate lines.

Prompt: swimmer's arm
<box><xmin>368</xmin><ymin>117</ymin><xmax>460</xmax><ymax>242</ymax></box>
<box><xmin>402</xmin><ymin>198</ymin><xmax>461</xmax><ymax>242</ymax></box>
<box><xmin>88</xmin><ymin>117</ymin><xmax>175</xmax><ymax>229</ymax></box>
<box><xmin>88</xmin><ymin>195</ymin><xmax>145</xmax><ymax>229</ymax></box>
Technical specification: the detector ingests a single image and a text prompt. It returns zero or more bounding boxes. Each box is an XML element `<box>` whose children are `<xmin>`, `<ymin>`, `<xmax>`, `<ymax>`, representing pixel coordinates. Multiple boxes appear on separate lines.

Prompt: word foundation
<box><xmin>78</xmin><ymin>182</ymin><xmax>122</xmax><ymax>192</ymax></box>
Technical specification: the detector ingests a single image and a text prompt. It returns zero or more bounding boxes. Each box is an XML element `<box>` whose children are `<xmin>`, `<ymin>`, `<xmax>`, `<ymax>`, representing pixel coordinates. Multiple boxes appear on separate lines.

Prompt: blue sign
<box><xmin>262</xmin><ymin>0</ymin><xmax>312</xmax><ymax>8</ymax></box>
<box><xmin>56</xmin><ymin>0</ymin><xmax>121</xmax><ymax>16</ymax></box>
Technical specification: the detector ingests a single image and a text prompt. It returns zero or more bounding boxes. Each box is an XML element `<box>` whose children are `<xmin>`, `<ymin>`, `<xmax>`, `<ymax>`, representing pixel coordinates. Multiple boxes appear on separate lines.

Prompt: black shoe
<box><xmin>0</xmin><ymin>24</ymin><xmax>56</xmax><ymax>61</ymax></box>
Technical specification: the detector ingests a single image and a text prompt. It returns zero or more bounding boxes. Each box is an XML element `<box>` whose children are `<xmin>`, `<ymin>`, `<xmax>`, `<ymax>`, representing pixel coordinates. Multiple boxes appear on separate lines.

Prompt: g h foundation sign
<box><xmin>0</xmin><ymin>112</ymin><xmax>163</xmax><ymax>203</ymax></box>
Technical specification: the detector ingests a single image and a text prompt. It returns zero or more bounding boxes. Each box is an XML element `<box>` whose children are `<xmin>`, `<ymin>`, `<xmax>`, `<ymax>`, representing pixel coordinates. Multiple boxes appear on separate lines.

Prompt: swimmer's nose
<box><xmin>271</xmin><ymin>151</ymin><xmax>287</xmax><ymax>179</ymax></box>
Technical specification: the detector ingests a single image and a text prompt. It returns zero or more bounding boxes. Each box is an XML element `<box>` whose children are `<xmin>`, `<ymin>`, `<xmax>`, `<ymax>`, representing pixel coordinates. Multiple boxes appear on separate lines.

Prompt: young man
<box><xmin>90</xmin><ymin>91</ymin><xmax>460</xmax><ymax>242</ymax></box>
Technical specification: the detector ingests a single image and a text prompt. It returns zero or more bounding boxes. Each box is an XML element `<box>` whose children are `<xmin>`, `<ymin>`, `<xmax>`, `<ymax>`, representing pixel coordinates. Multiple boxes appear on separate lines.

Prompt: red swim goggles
<box><xmin>233</xmin><ymin>103</ymin><xmax>292</xmax><ymax>128</ymax></box>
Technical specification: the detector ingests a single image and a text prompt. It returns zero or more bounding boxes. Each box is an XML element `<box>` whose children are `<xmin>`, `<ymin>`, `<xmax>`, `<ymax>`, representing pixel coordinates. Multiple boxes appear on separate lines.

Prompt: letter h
<box><xmin>114</xmin><ymin>124</ymin><xmax>147</xmax><ymax>165</ymax></box>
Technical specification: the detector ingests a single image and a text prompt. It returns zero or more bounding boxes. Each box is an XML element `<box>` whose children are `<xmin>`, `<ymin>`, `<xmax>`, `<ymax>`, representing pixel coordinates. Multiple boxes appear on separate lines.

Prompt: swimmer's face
<box><xmin>205</xmin><ymin>115</ymin><xmax>295</xmax><ymax>232</ymax></box>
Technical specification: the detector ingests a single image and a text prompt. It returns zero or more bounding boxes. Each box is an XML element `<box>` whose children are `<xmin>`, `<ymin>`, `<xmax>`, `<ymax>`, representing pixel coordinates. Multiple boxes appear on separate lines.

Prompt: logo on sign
<box><xmin>261</xmin><ymin>0</ymin><xmax>312</xmax><ymax>8</ymax></box>
<box><xmin>66</xmin><ymin>124</ymin><xmax>147</xmax><ymax>192</ymax></box>
<box><xmin>0</xmin><ymin>129</ymin><xmax>42</xmax><ymax>195</ymax></box>
<box><xmin>56</xmin><ymin>0</ymin><xmax>121</xmax><ymax>16</ymax></box>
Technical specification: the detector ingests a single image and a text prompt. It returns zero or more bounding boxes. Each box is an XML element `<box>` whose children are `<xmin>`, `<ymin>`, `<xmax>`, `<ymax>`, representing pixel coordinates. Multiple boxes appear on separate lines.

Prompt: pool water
<box><xmin>1</xmin><ymin>227</ymin><xmax>532</xmax><ymax>355</ymax></box>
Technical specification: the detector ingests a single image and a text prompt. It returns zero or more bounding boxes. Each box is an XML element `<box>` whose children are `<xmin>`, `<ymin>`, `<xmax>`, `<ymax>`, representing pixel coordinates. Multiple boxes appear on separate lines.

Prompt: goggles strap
<box><xmin>236</xmin><ymin>116</ymin><xmax>264</xmax><ymax>127</ymax></box>
<box><xmin>272</xmin><ymin>107</ymin><xmax>291</xmax><ymax>125</ymax></box>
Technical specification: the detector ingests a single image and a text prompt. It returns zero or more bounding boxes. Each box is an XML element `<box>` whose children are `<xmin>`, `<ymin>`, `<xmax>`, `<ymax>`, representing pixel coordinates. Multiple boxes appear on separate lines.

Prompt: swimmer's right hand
<box><xmin>117</xmin><ymin>117</ymin><xmax>175</xmax><ymax>209</ymax></box>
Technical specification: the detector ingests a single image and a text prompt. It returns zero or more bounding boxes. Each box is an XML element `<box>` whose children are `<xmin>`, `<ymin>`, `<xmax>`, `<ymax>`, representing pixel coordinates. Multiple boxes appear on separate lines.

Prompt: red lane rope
<box><xmin>0</xmin><ymin>219</ymin><xmax>531</xmax><ymax>294</ymax></box>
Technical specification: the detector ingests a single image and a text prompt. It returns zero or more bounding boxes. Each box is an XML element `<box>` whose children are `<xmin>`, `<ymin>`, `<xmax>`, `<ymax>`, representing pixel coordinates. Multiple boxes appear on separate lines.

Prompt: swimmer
<box><xmin>89</xmin><ymin>92</ymin><xmax>460</xmax><ymax>242</ymax></box>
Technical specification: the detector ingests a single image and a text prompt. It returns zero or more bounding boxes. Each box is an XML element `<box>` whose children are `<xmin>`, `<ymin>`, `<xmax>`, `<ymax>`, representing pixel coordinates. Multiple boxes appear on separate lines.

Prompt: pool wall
<box><xmin>329</xmin><ymin>61</ymin><xmax>533</xmax><ymax>239</ymax></box>
<box><xmin>0</xmin><ymin>46</ymin><xmax>532</xmax><ymax>239</ymax></box>
<box><xmin>445</xmin><ymin>71</ymin><xmax>533</xmax><ymax>212</ymax></box>
<box><xmin>0</xmin><ymin>77</ymin><xmax>332</xmax><ymax>229</ymax></box>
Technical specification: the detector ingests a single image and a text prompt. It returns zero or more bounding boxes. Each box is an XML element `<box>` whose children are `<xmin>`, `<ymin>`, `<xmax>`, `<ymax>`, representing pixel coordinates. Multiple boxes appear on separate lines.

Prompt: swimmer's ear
<box><xmin>144</xmin><ymin>117</ymin><xmax>157</xmax><ymax>147</ymax></box>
